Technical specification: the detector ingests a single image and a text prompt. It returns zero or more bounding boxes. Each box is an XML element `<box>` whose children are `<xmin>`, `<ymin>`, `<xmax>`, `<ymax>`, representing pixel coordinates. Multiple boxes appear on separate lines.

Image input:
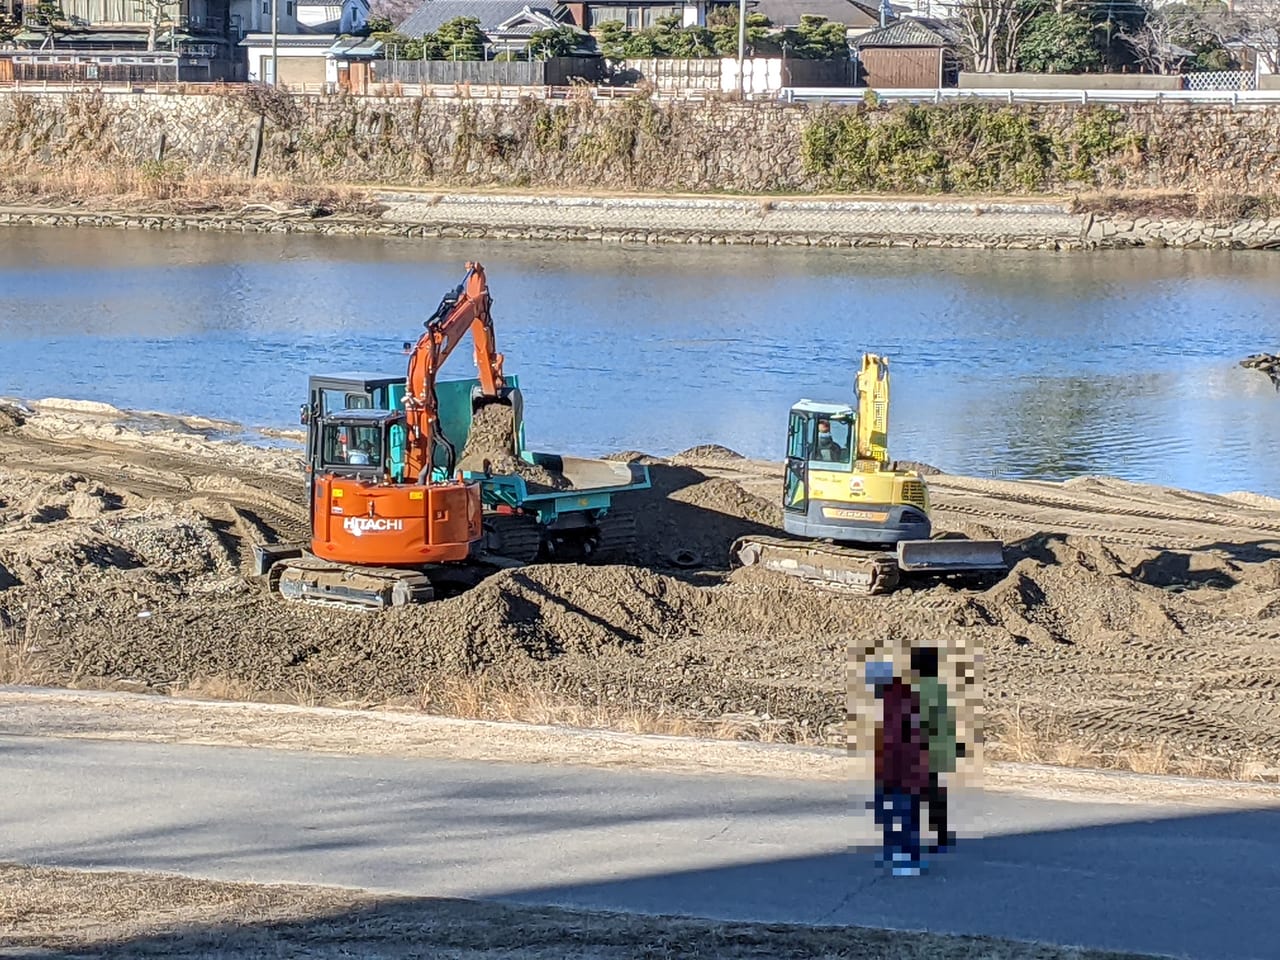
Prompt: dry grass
<box><xmin>175</xmin><ymin>672</ymin><xmax>822</xmax><ymax>746</ymax></box>
<box><xmin>0</xmin><ymin>622</ymin><xmax>57</xmax><ymax>686</ymax></box>
<box><xmin>1071</xmin><ymin>187</ymin><xmax>1280</xmax><ymax>222</ymax></box>
<box><xmin>0</xmin><ymin>862</ymin><xmax>1172</xmax><ymax>960</ymax></box>
<box><xmin>411</xmin><ymin>673</ymin><xmax>809</xmax><ymax>744</ymax></box>
<box><xmin>988</xmin><ymin>705</ymin><xmax>1280</xmax><ymax>783</ymax></box>
<box><xmin>0</xmin><ymin>162</ymin><xmax>382</xmax><ymax>217</ymax></box>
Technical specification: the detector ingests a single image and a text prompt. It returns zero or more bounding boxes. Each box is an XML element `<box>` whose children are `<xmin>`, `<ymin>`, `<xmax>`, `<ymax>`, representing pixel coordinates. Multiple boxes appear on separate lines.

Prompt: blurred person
<box><xmin>865</xmin><ymin>659</ymin><xmax>930</xmax><ymax>876</ymax></box>
<box><xmin>911</xmin><ymin>645</ymin><xmax>961</xmax><ymax>853</ymax></box>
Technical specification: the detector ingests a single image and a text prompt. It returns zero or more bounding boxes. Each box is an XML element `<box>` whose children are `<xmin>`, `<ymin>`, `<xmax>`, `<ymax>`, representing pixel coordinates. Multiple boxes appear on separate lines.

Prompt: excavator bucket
<box><xmin>894</xmin><ymin>537</ymin><xmax>1007</xmax><ymax>574</ymax></box>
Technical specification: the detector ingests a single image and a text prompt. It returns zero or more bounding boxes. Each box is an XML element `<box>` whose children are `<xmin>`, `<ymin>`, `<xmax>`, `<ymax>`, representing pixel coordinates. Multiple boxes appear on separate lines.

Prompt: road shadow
<box><xmin>7</xmin><ymin>747</ymin><xmax>1280</xmax><ymax>960</ymax></box>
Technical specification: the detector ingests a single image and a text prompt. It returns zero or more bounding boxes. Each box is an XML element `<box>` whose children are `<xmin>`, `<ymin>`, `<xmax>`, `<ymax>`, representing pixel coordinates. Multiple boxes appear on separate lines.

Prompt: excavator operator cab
<box><xmin>783</xmin><ymin>401</ymin><xmax>854</xmax><ymax>517</ymax></box>
<box><xmin>316</xmin><ymin>409</ymin><xmax>409</xmax><ymax>484</ymax></box>
<box><xmin>789</xmin><ymin>402</ymin><xmax>854</xmax><ymax>469</ymax></box>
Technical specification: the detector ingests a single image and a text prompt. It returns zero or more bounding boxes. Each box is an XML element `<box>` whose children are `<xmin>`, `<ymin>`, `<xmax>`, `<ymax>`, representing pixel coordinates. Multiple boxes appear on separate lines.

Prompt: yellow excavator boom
<box><xmin>856</xmin><ymin>353</ymin><xmax>890</xmax><ymax>467</ymax></box>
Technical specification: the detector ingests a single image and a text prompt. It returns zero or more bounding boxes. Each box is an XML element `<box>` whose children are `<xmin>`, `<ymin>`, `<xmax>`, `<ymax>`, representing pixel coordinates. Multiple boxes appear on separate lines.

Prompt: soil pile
<box><xmin>671</xmin><ymin>445</ymin><xmax>746</xmax><ymax>463</ymax></box>
<box><xmin>457</xmin><ymin>404</ymin><xmax>571</xmax><ymax>491</ymax></box>
<box><xmin>620</xmin><ymin>464</ymin><xmax>784</xmax><ymax>569</ymax></box>
<box><xmin>0</xmin><ymin>404</ymin><xmax>25</xmax><ymax>432</ymax></box>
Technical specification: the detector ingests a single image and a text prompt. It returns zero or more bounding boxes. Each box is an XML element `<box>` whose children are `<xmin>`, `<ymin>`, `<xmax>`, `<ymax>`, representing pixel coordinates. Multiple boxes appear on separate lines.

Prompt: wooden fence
<box><xmin>375</xmin><ymin>56</ymin><xmax>604</xmax><ymax>87</ymax></box>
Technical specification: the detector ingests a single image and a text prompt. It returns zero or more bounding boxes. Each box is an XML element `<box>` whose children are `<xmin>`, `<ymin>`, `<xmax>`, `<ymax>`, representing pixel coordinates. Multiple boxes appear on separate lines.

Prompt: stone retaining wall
<box><xmin>5</xmin><ymin>90</ymin><xmax>1280</xmax><ymax>196</ymax></box>
<box><xmin>5</xmin><ymin>195</ymin><xmax>1280</xmax><ymax>250</ymax></box>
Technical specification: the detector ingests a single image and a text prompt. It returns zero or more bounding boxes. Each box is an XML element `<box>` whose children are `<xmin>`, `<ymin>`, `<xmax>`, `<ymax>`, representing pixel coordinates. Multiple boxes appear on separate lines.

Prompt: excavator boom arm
<box><xmin>403</xmin><ymin>262</ymin><xmax>506</xmax><ymax>481</ymax></box>
<box><xmin>855</xmin><ymin>353</ymin><xmax>890</xmax><ymax>465</ymax></box>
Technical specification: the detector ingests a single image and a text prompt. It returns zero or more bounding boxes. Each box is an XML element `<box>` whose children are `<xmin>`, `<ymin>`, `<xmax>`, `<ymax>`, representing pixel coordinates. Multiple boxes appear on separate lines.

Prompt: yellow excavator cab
<box><xmin>781</xmin><ymin>396</ymin><xmax>931</xmax><ymax>546</ymax></box>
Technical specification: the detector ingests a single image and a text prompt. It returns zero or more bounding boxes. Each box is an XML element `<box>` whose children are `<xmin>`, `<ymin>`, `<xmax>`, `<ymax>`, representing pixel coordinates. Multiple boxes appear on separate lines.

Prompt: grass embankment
<box><xmin>0</xmin><ymin>863</ymin><xmax>1174</xmax><ymax>960</ymax></box>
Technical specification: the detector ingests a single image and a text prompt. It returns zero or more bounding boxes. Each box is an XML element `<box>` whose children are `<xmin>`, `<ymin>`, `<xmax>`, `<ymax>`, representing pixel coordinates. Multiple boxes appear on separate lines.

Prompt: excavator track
<box><xmin>484</xmin><ymin>512</ymin><xmax>545</xmax><ymax>564</ymax></box>
<box><xmin>730</xmin><ymin>535</ymin><xmax>901</xmax><ymax>595</ymax></box>
<box><xmin>270</xmin><ymin>554</ymin><xmax>436</xmax><ymax>610</ymax></box>
<box><xmin>591</xmin><ymin>506</ymin><xmax>638</xmax><ymax>564</ymax></box>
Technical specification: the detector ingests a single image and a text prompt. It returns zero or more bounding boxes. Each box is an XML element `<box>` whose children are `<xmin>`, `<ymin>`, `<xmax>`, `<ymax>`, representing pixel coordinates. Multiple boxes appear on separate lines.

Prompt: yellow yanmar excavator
<box><xmin>730</xmin><ymin>354</ymin><xmax>1006</xmax><ymax>594</ymax></box>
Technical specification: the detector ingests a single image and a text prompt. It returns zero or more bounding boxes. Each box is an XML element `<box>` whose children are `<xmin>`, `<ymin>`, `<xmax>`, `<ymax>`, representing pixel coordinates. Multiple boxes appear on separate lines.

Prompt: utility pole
<box><xmin>737</xmin><ymin>0</ymin><xmax>746</xmax><ymax>96</ymax></box>
<box><xmin>270</xmin><ymin>0</ymin><xmax>279</xmax><ymax>85</ymax></box>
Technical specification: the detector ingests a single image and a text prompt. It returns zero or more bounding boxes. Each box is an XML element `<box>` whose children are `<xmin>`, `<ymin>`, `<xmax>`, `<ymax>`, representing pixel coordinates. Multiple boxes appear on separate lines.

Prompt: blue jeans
<box><xmin>875</xmin><ymin>787</ymin><xmax>922</xmax><ymax>868</ymax></box>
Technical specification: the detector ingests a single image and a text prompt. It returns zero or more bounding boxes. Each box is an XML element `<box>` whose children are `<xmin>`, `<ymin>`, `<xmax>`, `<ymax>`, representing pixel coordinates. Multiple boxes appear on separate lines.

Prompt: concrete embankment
<box><xmin>5</xmin><ymin>193</ymin><xmax>1280</xmax><ymax>250</ymax></box>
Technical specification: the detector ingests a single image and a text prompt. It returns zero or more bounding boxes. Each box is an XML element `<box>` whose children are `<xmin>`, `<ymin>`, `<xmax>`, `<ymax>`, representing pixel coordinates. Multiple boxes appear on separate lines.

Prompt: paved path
<box><xmin>4</xmin><ymin>734</ymin><xmax>1278</xmax><ymax>960</ymax></box>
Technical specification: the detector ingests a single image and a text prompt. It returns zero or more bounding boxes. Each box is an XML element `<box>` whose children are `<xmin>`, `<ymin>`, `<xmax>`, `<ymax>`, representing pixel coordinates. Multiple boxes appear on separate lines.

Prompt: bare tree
<box><xmin>1231</xmin><ymin>0</ymin><xmax>1280</xmax><ymax>73</ymax></box>
<box><xmin>136</xmin><ymin>0</ymin><xmax>181</xmax><ymax>51</ymax></box>
<box><xmin>368</xmin><ymin>0</ymin><xmax>418</xmax><ymax>29</ymax></box>
<box><xmin>946</xmin><ymin>0</ymin><xmax>1042</xmax><ymax>73</ymax></box>
<box><xmin>1120</xmin><ymin>4</ymin><xmax>1188</xmax><ymax>74</ymax></box>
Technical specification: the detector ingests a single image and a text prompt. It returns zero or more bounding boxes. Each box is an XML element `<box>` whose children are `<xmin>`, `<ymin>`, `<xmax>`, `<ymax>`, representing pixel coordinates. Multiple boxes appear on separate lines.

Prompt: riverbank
<box><xmin>3</xmin><ymin>400</ymin><xmax>1280</xmax><ymax>781</ymax></box>
<box><xmin>6</xmin><ymin>190</ymin><xmax>1280</xmax><ymax>249</ymax></box>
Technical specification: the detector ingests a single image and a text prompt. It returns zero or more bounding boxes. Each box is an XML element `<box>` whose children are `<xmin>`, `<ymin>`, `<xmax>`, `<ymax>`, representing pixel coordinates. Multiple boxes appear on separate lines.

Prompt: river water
<box><xmin>1</xmin><ymin>226</ymin><xmax>1278</xmax><ymax>495</ymax></box>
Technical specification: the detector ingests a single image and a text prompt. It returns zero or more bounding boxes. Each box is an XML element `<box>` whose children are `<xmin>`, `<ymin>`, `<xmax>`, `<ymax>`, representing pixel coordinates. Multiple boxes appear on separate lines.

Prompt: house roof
<box><xmin>397</xmin><ymin>0</ymin><xmax>565</xmax><ymax>36</ymax></box>
<box><xmin>748</xmin><ymin>0</ymin><xmax>903</xmax><ymax>29</ymax></box>
<box><xmin>853</xmin><ymin>15</ymin><xmax>955</xmax><ymax>47</ymax></box>
<box><xmin>328</xmin><ymin>35</ymin><xmax>384</xmax><ymax>57</ymax></box>
<box><xmin>239</xmin><ymin>31</ymin><xmax>342</xmax><ymax>47</ymax></box>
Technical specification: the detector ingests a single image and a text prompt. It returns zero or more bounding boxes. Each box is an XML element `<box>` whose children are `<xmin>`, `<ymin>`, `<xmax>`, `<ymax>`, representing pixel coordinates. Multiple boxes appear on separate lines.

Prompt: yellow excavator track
<box><xmin>730</xmin><ymin>535</ymin><xmax>901</xmax><ymax>595</ymax></box>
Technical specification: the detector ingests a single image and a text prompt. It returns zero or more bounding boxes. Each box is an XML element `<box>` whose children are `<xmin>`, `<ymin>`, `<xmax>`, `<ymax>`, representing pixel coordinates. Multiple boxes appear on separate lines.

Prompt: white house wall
<box><xmin>231</xmin><ymin>0</ymin><xmax>300</xmax><ymax>36</ymax></box>
<box><xmin>243</xmin><ymin>43</ymin><xmax>328</xmax><ymax>81</ymax></box>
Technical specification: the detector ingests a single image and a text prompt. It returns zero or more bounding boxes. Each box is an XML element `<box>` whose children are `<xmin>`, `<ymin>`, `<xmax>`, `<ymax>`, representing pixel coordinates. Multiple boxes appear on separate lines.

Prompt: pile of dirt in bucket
<box><xmin>456</xmin><ymin>404</ymin><xmax>571</xmax><ymax>491</ymax></box>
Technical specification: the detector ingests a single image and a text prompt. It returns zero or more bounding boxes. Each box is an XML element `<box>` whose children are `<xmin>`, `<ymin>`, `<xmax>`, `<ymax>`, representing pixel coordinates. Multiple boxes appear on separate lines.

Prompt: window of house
<box><xmin>261</xmin><ymin>1</ymin><xmax>269</xmax><ymax>13</ymax></box>
<box><xmin>286</xmin><ymin>1</ymin><xmax>294</xmax><ymax>14</ymax></box>
<box><xmin>641</xmin><ymin>5</ymin><xmax>679</xmax><ymax>26</ymax></box>
<box><xmin>585</xmin><ymin>5</ymin><xmax>625</xmax><ymax>27</ymax></box>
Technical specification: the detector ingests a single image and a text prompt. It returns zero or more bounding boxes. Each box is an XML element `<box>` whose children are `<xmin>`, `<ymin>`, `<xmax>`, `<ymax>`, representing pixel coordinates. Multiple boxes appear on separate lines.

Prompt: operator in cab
<box><xmin>815</xmin><ymin>419</ymin><xmax>845</xmax><ymax>462</ymax></box>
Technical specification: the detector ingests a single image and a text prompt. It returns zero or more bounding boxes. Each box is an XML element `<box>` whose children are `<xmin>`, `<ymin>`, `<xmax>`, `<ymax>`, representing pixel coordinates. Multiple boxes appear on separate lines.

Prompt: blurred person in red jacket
<box><xmin>865</xmin><ymin>659</ymin><xmax>931</xmax><ymax>876</ymax></box>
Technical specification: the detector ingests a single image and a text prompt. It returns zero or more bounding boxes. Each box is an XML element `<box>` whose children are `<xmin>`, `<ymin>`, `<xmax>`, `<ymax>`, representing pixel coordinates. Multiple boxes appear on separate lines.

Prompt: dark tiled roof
<box><xmin>853</xmin><ymin>15</ymin><xmax>956</xmax><ymax>47</ymax></box>
<box><xmin>398</xmin><ymin>0</ymin><xmax>561</xmax><ymax>35</ymax></box>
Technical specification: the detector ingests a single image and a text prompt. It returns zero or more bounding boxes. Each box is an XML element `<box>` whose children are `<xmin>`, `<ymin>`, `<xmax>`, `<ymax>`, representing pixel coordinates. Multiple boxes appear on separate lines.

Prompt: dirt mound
<box><xmin>0</xmin><ymin>470</ymin><xmax>237</xmax><ymax>590</ymax></box>
<box><xmin>0</xmin><ymin>404</ymin><xmax>25</xmax><ymax>432</ymax></box>
<box><xmin>625</xmin><ymin>464</ymin><xmax>783</xmax><ymax>569</ymax></box>
<box><xmin>671</xmin><ymin>444</ymin><xmax>746</xmax><ymax>463</ymax></box>
<box><xmin>457</xmin><ymin>404</ymin><xmax>571</xmax><ymax>491</ymax></box>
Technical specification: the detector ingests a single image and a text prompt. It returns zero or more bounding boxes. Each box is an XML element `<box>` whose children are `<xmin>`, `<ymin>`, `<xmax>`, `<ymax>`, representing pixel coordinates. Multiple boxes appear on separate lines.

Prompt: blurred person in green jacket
<box><xmin>911</xmin><ymin>645</ymin><xmax>962</xmax><ymax>853</ymax></box>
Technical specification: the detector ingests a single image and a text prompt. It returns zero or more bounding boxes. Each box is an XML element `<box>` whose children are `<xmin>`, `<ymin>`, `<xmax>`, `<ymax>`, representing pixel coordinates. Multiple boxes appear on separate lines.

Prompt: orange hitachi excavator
<box><xmin>267</xmin><ymin>261</ymin><xmax>517</xmax><ymax>608</ymax></box>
